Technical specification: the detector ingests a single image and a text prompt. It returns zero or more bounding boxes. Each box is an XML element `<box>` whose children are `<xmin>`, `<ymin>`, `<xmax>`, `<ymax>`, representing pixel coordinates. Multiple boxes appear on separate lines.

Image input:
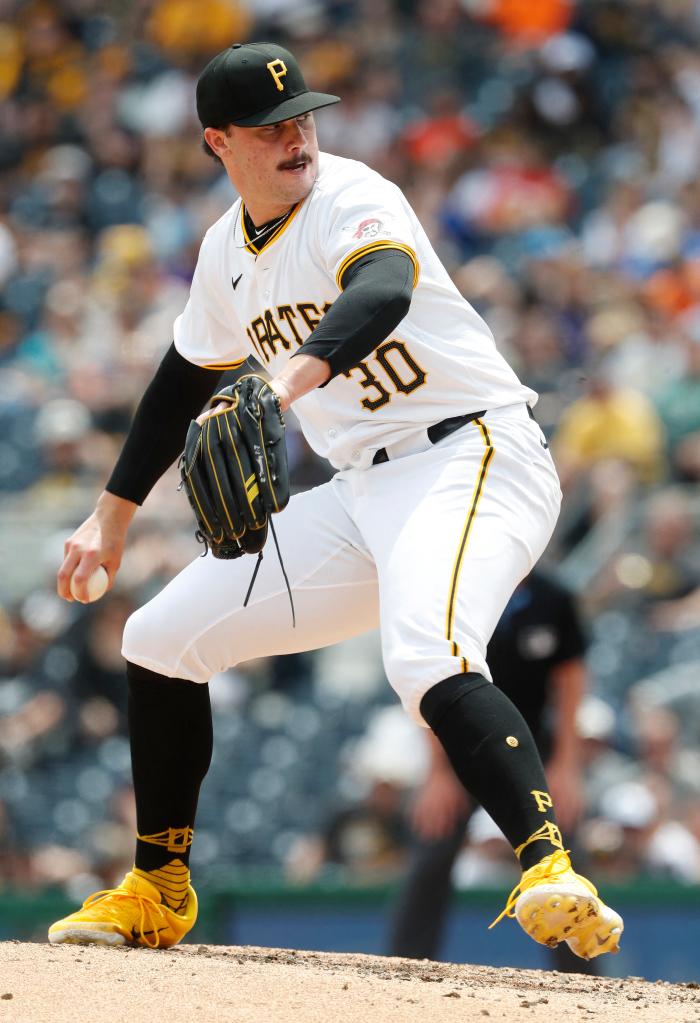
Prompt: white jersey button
<box><xmin>328</xmin><ymin>428</ymin><xmax>337</xmax><ymax>438</ymax></box>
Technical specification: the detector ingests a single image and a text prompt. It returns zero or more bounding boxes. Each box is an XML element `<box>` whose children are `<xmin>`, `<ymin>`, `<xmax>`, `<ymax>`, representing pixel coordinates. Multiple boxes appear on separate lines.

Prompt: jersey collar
<box><xmin>240</xmin><ymin>200</ymin><xmax>302</xmax><ymax>256</ymax></box>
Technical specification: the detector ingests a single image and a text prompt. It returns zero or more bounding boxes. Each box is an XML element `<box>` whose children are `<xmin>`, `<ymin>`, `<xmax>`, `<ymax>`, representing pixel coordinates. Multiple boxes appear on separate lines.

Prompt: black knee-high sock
<box><xmin>420</xmin><ymin>673</ymin><xmax>562</xmax><ymax>871</ymax></box>
<box><xmin>127</xmin><ymin>661</ymin><xmax>213</xmax><ymax>874</ymax></box>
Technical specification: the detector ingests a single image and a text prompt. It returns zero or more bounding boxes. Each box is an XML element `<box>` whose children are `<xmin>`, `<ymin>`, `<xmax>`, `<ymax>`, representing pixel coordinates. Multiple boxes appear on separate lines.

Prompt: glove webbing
<box><xmin>243</xmin><ymin>517</ymin><xmax>296</xmax><ymax>627</ymax></box>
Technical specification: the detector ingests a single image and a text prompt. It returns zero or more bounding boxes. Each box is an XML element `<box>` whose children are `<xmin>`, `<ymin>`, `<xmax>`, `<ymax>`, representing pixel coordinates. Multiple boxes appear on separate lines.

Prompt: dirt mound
<box><xmin>1</xmin><ymin>940</ymin><xmax>698</xmax><ymax>1022</ymax></box>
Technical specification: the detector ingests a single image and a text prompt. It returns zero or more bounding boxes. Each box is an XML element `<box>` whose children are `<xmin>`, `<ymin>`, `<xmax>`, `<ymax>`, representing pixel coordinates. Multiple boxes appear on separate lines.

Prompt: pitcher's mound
<box><xmin>1</xmin><ymin>940</ymin><xmax>696</xmax><ymax>1022</ymax></box>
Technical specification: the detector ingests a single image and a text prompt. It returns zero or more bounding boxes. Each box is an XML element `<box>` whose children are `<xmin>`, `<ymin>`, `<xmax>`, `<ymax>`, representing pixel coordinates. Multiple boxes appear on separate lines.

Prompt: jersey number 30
<box><xmin>343</xmin><ymin>340</ymin><xmax>427</xmax><ymax>411</ymax></box>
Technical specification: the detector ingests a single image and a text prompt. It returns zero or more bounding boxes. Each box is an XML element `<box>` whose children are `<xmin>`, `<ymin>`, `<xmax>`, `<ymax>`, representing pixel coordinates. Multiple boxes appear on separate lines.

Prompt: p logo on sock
<box><xmin>531</xmin><ymin>790</ymin><xmax>553</xmax><ymax>813</ymax></box>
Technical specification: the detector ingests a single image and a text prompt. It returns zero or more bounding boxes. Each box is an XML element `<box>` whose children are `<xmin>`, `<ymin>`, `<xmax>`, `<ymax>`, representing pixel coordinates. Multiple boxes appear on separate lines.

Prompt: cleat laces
<box><xmin>80</xmin><ymin>887</ymin><xmax>169</xmax><ymax>949</ymax></box>
<box><xmin>489</xmin><ymin>848</ymin><xmax>576</xmax><ymax>929</ymax></box>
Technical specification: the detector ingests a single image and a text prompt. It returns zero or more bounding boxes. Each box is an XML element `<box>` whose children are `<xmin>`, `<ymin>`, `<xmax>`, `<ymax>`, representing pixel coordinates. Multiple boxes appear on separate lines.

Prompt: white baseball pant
<box><xmin>122</xmin><ymin>402</ymin><xmax>561</xmax><ymax>724</ymax></box>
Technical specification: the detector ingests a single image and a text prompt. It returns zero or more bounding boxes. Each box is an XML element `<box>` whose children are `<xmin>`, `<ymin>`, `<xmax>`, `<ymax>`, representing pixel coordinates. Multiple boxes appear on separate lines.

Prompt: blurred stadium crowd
<box><xmin>2</xmin><ymin>0</ymin><xmax>700</xmax><ymax>912</ymax></box>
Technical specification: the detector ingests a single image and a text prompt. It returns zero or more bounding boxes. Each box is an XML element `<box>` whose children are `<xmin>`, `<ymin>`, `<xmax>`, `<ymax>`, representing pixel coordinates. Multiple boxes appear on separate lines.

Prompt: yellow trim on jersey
<box><xmin>335</xmin><ymin>241</ymin><xmax>420</xmax><ymax>291</ymax></box>
<box><xmin>202</xmin><ymin>357</ymin><xmax>247</xmax><ymax>371</ymax></box>
<box><xmin>445</xmin><ymin>418</ymin><xmax>494</xmax><ymax>672</ymax></box>
<box><xmin>240</xmin><ymin>202</ymin><xmax>302</xmax><ymax>256</ymax></box>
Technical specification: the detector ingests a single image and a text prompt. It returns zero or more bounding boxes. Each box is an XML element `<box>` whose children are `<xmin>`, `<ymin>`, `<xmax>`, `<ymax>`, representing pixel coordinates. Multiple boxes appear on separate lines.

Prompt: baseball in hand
<box><xmin>70</xmin><ymin>564</ymin><xmax>109</xmax><ymax>603</ymax></box>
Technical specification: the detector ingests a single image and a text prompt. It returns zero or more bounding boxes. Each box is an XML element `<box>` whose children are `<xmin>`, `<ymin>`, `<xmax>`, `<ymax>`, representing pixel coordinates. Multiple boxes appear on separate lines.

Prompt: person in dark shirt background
<box><xmin>387</xmin><ymin>568</ymin><xmax>593</xmax><ymax>973</ymax></box>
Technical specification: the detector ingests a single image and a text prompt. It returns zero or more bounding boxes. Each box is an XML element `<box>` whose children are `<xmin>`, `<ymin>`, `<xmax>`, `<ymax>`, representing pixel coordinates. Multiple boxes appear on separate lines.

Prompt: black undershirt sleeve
<box><xmin>293</xmin><ymin>248</ymin><xmax>415</xmax><ymax>380</ymax></box>
<box><xmin>106</xmin><ymin>343</ymin><xmax>227</xmax><ymax>505</ymax></box>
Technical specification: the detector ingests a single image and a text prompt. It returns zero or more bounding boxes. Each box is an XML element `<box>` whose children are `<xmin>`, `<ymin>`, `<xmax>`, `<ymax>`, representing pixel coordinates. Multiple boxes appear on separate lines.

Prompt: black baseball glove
<box><xmin>179</xmin><ymin>375</ymin><xmax>290</xmax><ymax>560</ymax></box>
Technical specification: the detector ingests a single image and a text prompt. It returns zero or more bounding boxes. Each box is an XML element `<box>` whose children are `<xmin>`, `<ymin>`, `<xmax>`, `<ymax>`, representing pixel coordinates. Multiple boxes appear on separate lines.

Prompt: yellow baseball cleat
<box><xmin>48</xmin><ymin>870</ymin><xmax>197</xmax><ymax>949</ymax></box>
<box><xmin>491</xmin><ymin>849</ymin><xmax>623</xmax><ymax>959</ymax></box>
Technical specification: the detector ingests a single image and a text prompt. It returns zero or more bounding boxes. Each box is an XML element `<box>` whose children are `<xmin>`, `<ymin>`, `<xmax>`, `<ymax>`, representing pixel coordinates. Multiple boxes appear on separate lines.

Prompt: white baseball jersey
<box><xmin>174</xmin><ymin>152</ymin><xmax>536</xmax><ymax>471</ymax></box>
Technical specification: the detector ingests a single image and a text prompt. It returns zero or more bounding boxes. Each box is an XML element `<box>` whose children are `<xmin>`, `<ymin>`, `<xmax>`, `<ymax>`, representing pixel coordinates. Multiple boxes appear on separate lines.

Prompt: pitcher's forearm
<box><xmin>269</xmin><ymin>354</ymin><xmax>331</xmax><ymax>411</ymax></box>
<box><xmin>96</xmin><ymin>490</ymin><xmax>139</xmax><ymax>532</ymax></box>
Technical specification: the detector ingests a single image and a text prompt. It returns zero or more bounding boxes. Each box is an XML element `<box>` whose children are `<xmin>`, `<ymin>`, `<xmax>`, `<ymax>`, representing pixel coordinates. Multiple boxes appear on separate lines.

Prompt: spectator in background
<box><xmin>585</xmin><ymin>486</ymin><xmax>700</xmax><ymax>616</ymax></box>
<box><xmin>655</xmin><ymin>333</ymin><xmax>700</xmax><ymax>481</ymax></box>
<box><xmin>629</xmin><ymin>704</ymin><xmax>700</xmax><ymax>807</ymax></box>
<box><xmin>444</xmin><ymin>128</ymin><xmax>573</xmax><ymax>259</ymax></box>
<box><xmin>399</xmin><ymin>89</ymin><xmax>478</xmax><ymax>171</ymax></box>
<box><xmin>287</xmin><ymin>777</ymin><xmax>410</xmax><ymax>885</ymax></box>
<box><xmin>145</xmin><ymin>0</ymin><xmax>251</xmax><ymax>60</ymax></box>
<box><xmin>0</xmin><ymin>596</ymin><xmax>68</xmax><ymax>771</ymax></box>
<box><xmin>652</xmin><ymin>584</ymin><xmax>700</xmax><ymax>634</ymax></box>
<box><xmin>387</xmin><ymin>569</ymin><xmax>592</xmax><ymax>973</ymax></box>
<box><xmin>285</xmin><ymin>706</ymin><xmax>418</xmax><ymax>885</ymax></box>
<box><xmin>481</xmin><ymin>0</ymin><xmax>573</xmax><ymax>44</ymax></box>
<box><xmin>553</xmin><ymin>359</ymin><xmax>665</xmax><ymax>490</ymax></box>
<box><xmin>64</xmin><ymin>592</ymin><xmax>134</xmax><ymax>746</ymax></box>
<box><xmin>29</xmin><ymin>398</ymin><xmax>94</xmax><ymax>502</ymax></box>
<box><xmin>89</xmin><ymin>224</ymin><xmax>190</xmax><ymax>372</ymax></box>
<box><xmin>581</xmin><ymin>715</ymin><xmax>700</xmax><ymax>887</ymax></box>
<box><xmin>316</xmin><ymin>76</ymin><xmax>401</xmax><ymax>167</ymax></box>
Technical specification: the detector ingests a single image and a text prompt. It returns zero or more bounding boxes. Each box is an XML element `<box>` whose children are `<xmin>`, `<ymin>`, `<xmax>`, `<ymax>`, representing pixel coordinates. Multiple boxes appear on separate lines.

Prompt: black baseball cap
<box><xmin>196</xmin><ymin>42</ymin><xmax>340</xmax><ymax>129</ymax></box>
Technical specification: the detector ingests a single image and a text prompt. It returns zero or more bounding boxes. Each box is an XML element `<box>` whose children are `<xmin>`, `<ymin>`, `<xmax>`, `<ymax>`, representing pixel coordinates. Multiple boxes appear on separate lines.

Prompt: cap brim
<box><xmin>231</xmin><ymin>92</ymin><xmax>340</xmax><ymax>127</ymax></box>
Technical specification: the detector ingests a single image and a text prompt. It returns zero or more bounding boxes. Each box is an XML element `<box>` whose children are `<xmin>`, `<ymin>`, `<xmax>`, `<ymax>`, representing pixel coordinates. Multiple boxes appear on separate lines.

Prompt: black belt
<box><xmin>372</xmin><ymin>410</ymin><xmax>487</xmax><ymax>465</ymax></box>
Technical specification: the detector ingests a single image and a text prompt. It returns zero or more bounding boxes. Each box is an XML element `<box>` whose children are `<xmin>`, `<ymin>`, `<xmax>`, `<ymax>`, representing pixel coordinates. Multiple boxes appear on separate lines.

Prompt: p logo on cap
<box><xmin>196</xmin><ymin>42</ymin><xmax>339</xmax><ymax>128</ymax></box>
<box><xmin>267</xmin><ymin>59</ymin><xmax>287</xmax><ymax>92</ymax></box>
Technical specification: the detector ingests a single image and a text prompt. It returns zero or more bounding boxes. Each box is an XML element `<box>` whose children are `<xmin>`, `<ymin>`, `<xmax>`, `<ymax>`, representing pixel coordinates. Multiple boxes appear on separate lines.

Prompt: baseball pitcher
<box><xmin>49</xmin><ymin>42</ymin><xmax>623</xmax><ymax>960</ymax></box>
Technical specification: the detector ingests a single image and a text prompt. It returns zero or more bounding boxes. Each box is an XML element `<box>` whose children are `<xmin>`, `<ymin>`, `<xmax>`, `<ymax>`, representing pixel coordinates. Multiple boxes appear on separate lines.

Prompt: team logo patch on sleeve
<box><xmin>350</xmin><ymin>218</ymin><xmax>385</xmax><ymax>240</ymax></box>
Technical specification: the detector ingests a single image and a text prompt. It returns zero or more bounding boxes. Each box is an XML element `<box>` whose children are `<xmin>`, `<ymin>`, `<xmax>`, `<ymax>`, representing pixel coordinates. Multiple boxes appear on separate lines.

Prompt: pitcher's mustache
<box><xmin>278</xmin><ymin>153</ymin><xmax>311</xmax><ymax>170</ymax></box>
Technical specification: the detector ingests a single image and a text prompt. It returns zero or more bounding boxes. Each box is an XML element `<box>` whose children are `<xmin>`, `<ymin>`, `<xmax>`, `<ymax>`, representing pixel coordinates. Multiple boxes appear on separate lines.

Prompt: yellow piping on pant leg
<box><xmin>445</xmin><ymin>418</ymin><xmax>494</xmax><ymax>668</ymax></box>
